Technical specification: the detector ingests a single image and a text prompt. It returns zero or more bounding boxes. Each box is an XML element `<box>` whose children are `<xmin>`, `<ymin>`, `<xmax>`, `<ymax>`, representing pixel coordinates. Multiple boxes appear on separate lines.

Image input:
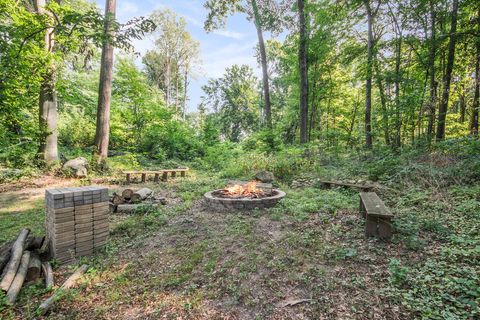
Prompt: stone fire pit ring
<box><xmin>204</xmin><ymin>189</ymin><xmax>286</xmax><ymax>211</ymax></box>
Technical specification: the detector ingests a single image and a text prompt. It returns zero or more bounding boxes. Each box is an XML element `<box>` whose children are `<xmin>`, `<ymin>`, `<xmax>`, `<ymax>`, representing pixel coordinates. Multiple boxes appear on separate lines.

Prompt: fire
<box><xmin>224</xmin><ymin>181</ymin><xmax>265</xmax><ymax>198</ymax></box>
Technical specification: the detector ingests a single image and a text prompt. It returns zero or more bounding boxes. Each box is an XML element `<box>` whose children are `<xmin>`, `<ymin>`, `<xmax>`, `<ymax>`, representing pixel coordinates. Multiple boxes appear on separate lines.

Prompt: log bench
<box><xmin>359</xmin><ymin>192</ymin><xmax>394</xmax><ymax>240</ymax></box>
<box><xmin>124</xmin><ymin>168</ymin><xmax>189</xmax><ymax>184</ymax></box>
<box><xmin>319</xmin><ymin>180</ymin><xmax>374</xmax><ymax>191</ymax></box>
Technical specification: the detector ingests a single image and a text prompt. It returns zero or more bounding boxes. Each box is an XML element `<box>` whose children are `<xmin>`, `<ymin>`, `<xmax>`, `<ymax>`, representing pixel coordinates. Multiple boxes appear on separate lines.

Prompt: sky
<box><xmin>94</xmin><ymin>0</ymin><xmax>266</xmax><ymax>113</ymax></box>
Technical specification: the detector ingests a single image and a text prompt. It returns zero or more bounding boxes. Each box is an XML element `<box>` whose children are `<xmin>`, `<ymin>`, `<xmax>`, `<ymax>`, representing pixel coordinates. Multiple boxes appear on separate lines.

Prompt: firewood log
<box><xmin>116</xmin><ymin>204</ymin><xmax>138</xmax><ymax>214</ymax></box>
<box><xmin>0</xmin><ymin>228</ymin><xmax>30</xmax><ymax>291</ymax></box>
<box><xmin>6</xmin><ymin>251</ymin><xmax>30</xmax><ymax>304</ymax></box>
<box><xmin>121</xmin><ymin>189</ymin><xmax>134</xmax><ymax>200</ymax></box>
<box><xmin>112</xmin><ymin>193</ymin><xmax>125</xmax><ymax>205</ymax></box>
<box><xmin>25</xmin><ymin>236</ymin><xmax>45</xmax><ymax>251</ymax></box>
<box><xmin>41</xmin><ymin>262</ymin><xmax>54</xmax><ymax>288</ymax></box>
<box><xmin>131</xmin><ymin>188</ymin><xmax>153</xmax><ymax>202</ymax></box>
<box><xmin>0</xmin><ymin>240</ymin><xmax>15</xmax><ymax>276</ymax></box>
<box><xmin>26</xmin><ymin>253</ymin><xmax>41</xmax><ymax>282</ymax></box>
<box><xmin>37</xmin><ymin>264</ymin><xmax>88</xmax><ymax>315</ymax></box>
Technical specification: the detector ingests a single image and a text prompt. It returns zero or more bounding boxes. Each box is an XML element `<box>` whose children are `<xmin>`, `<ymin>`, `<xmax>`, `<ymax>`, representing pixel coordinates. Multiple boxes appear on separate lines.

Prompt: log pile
<box><xmin>110</xmin><ymin>187</ymin><xmax>167</xmax><ymax>213</ymax></box>
<box><xmin>0</xmin><ymin>229</ymin><xmax>52</xmax><ymax>305</ymax></box>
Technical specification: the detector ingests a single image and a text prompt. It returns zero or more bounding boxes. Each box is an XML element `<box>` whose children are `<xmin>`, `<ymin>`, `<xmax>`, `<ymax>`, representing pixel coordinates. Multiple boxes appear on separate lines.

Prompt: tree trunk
<box><xmin>427</xmin><ymin>0</ymin><xmax>436</xmax><ymax>140</ymax></box>
<box><xmin>363</xmin><ymin>0</ymin><xmax>374</xmax><ymax>149</ymax></box>
<box><xmin>298</xmin><ymin>0</ymin><xmax>308</xmax><ymax>144</ymax></box>
<box><xmin>393</xmin><ymin>33</ymin><xmax>402</xmax><ymax>148</ymax></box>
<box><xmin>471</xmin><ymin>9</ymin><xmax>480</xmax><ymax>136</ymax></box>
<box><xmin>251</xmin><ymin>0</ymin><xmax>272</xmax><ymax>128</ymax></box>
<box><xmin>36</xmin><ymin>0</ymin><xmax>58</xmax><ymax>165</ymax></box>
<box><xmin>436</xmin><ymin>0</ymin><xmax>458</xmax><ymax>141</ymax></box>
<box><xmin>183</xmin><ymin>68</ymin><xmax>188</xmax><ymax>120</ymax></box>
<box><xmin>374</xmin><ymin>59</ymin><xmax>390</xmax><ymax>145</ymax></box>
<box><xmin>94</xmin><ymin>0</ymin><xmax>116</xmax><ymax>166</ymax></box>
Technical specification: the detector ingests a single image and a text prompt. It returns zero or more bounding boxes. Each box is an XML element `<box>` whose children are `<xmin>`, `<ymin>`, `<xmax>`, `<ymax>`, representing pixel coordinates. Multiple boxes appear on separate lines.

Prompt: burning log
<box><xmin>217</xmin><ymin>181</ymin><xmax>268</xmax><ymax>199</ymax></box>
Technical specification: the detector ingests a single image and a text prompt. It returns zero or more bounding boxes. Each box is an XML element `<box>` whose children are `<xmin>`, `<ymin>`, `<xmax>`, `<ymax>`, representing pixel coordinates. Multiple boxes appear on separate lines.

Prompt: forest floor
<box><xmin>0</xmin><ymin>164</ymin><xmax>478</xmax><ymax>319</ymax></box>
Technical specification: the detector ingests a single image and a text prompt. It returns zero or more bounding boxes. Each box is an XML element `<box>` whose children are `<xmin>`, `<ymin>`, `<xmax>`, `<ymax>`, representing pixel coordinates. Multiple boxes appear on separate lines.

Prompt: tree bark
<box><xmin>94</xmin><ymin>0</ymin><xmax>116</xmax><ymax>166</ymax></box>
<box><xmin>427</xmin><ymin>0</ymin><xmax>437</xmax><ymax>140</ymax></box>
<box><xmin>0</xmin><ymin>229</ymin><xmax>30</xmax><ymax>292</ymax></box>
<box><xmin>26</xmin><ymin>253</ymin><xmax>42</xmax><ymax>283</ymax></box>
<box><xmin>251</xmin><ymin>0</ymin><xmax>272</xmax><ymax>128</ymax></box>
<box><xmin>436</xmin><ymin>0</ymin><xmax>458</xmax><ymax>141</ymax></box>
<box><xmin>471</xmin><ymin>9</ymin><xmax>480</xmax><ymax>136</ymax></box>
<box><xmin>131</xmin><ymin>188</ymin><xmax>153</xmax><ymax>202</ymax></box>
<box><xmin>42</xmin><ymin>262</ymin><xmax>54</xmax><ymax>288</ymax></box>
<box><xmin>36</xmin><ymin>0</ymin><xmax>58</xmax><ymax>165</ymax></box>
<box><xmin>298</xmin><ymin>0</ymin><xmax>309</xmax><ymax>144</ymax></box>
<box><xmin>374</xmin><ymin>59</ymin><xmax>390</xmax><ymax>145</ymax></box>
<box><xmin>6</xmin><ymin>251</ymin><xmax>30</xmax><ymax>305</ymax></box>
<box><xmin>363</xmin><ymin>0</ymin><xmax>374</xmax><ymax>149</ymax></box>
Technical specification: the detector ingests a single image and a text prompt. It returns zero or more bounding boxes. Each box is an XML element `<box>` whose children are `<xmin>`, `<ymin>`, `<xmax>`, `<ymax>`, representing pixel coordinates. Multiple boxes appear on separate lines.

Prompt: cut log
<box><xmin>131</xmin><ymin>188</ymin><xmax>153</xmax><ymax>202</ymax></box>
<box><xmin>112</xmin><ymin>193</ymin><xmax>125</xmax><ymax>205</ymax></box>
<box><xmin>6</xmin><ymin>251</ymin><xmax>31</xmax><ymax>304</ymax></box>
<box><xmin>25</xmin><ymin>236</ymin><xmax>45</xmax><ymax>251</ymax></box>
<box><xmin>26</xmin><ymin>253</ymin><xmax>42</xmax><ymax>283</ymax></box>
<box><xmin>37</xmin><ymin>264</ymin><xmax>88</xmax><ymax>315</ymax></box>
<box><xmin>0</xmin><ymin>240</ymin><xmax>15</xmax><ymax>276</ymax></box>
<box><xmin>0</xmin><ymin>228</ymin><xmax>30</xmax><ymax>291</ymax></box>
<box><xmin>41</xmin><ymin>262</ymin><xmax>54</xmax><ymax>288</ymax></box>
<box><xmin>121</xmin><ymin>189</ymin><xmax>134</xmax><ymax>200</ymax></box>
<box><xmin>116</xmin><ymin>204</ymin><xmax>138</xmax><ymax>214</ymax></box>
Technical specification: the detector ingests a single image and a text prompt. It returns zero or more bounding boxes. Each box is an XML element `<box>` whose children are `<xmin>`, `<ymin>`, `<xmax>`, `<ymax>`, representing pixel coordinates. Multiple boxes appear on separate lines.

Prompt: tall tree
<box><xmin>471</xmin><ymin>8</ymin><xmax>480</xmax><ymax>136</ymax></box>
<box><xmin>427</xmin><ymin>0</ymin><xmax>437</xmax><ymax>140</ymax></box>
<box><xmin>94</xmin><ymin>0</ymin><xmax>116</xmax><ymax>166</ymax></box>
<box><xmin>204</xmin><ymin>0</ymin><xmax>286</xmax><ymax>128</ymax></box>
<box><xmin>436</xmin><ymin>0</ymin><xmax>458</xmax><ymax>141</ymax></box>
<box><xmin>298</xmin><ymin>0</ymin><xmax>308</xmax><ymax>143</ymax></box>
<box><xmin>252</xmin><ymin>0</ymin><xmax>272</xmax><ymax>128</ymax></box>
<box><xmin>362</xmin><ymin>0</ymin><xmax>379</xmax><ymax>149</ymax></box>
<box><xmin>35</xmin><ymin>0</ymin><xmax>58</xmax><ymax>165</ymax></box>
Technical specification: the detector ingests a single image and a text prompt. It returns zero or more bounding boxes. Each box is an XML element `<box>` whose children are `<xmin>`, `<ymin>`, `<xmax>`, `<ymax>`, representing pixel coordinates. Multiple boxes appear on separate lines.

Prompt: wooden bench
<box><xmin>123</xmin><ymin>168</ymin><xmax>189</xmax><ymax>184</ymax></box>
<box><xmin>319</xmin><ymin>180</ymin><xmax>374</xmax><ymax>191</ymax></box>
<box><xmin>359</xmin><ymin>192</ymin><xmax>394</xmax><ymax>240</ymax></box>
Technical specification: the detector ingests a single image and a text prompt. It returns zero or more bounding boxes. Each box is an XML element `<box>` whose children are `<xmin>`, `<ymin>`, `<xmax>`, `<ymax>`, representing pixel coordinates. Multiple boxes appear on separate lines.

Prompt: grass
<box><xmin>0</xmin><ymin>154</ymin><xmax>479</xmax><ymax>319</ymax></box>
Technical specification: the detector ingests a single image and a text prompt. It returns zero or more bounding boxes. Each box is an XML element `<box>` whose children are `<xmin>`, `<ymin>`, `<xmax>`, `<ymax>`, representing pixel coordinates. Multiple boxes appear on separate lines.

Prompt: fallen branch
<box><xmin>41</xmin><ymin>262</ymin><xmax>54</xmax><ymax>288</ymax></box>
<box><xmin>0</xmin><ymin>240</ymin><xmax>15</xmax><ymax>275</ymax></box>
<box><xmin>6</xmin><ymin>251</ymin><xmax>31</xmax><ymax>304</ymax></box>
<box><xmin>26</xmin><ymin>253</ymin><xmax>42</xmax><ymax>283</ymax></box>
<box><xmin>37</xmin><ymin>264</ymin><xmax>89</xmax><ymax>316</ymax></box>
<box><xmin>0</xmin><ymin>228</ymin><xmax>30</xmax><ymax>291</ymax></box>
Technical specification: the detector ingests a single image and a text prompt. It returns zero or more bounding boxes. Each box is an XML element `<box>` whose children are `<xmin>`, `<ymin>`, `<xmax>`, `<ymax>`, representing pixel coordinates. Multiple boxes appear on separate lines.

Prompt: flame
<box><xmin>224</xmin><ymin>181</ymin><xmax>265</xmax><ymax>197</ymax></box>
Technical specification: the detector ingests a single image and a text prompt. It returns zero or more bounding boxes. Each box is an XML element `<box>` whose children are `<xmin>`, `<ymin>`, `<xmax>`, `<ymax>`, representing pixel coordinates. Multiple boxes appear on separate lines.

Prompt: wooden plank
<box><xmin>359</xmin><ymin>192</ymin><xmax>393</xmax><ymax>218</ymax></box>
<box><xmin>319</xmin><ymin>180</ymin><xmax>373</xmax><ymax>190</ymax></box>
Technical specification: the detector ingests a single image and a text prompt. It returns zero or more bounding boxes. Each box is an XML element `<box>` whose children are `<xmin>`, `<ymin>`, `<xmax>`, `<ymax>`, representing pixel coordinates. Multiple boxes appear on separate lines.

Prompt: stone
<box><xmin>63</xmin><ymin>157</ymin><xmax>88</xmax><ymax>178</ymax></box>
<box><xmin>255</xmin><ymin>170</ymin><xmax>275</xmax><ymax>183</ymax></box>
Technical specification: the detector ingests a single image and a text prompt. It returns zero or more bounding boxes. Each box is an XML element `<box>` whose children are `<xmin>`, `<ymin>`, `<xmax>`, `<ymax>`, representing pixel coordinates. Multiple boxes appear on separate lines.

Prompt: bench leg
<box><xmin>141</xmin><ymin>173</ymin><xmax>146</xmax><ymax>183</ymax></box>
<box><xmin>162</xmin><ymin>172</ymin><xmax>168</xmax><ymax>182</ymax></box>
<box><xmin>359</xmin><ymin>197</ymin><xmax>367</xmax><ymax>219</ymax></box>
<box><xmin>180</xmin><ymin>171</ymin><xmax>185</xmax><ymax>177</ymax></box>
<box><xmin>378</xmin><ymin>218</ymin><xmax>393</xmax><ymax>240</ymax></box>
<box><xmin>365</xmin><ymin>215</ymin><xmax>377</xmax><ymax>237</ymax></box>
<box><xmin>171</xmin><ymin>171</ymin><xmax>176</xmax><ymax>178</ymax></box>
<box><xmin>126</xmin><ymin>173</ymin><xmax>131</xmax><ymax>184</ymax></box>
<box><xmin>154</xmin><ymin>173</ymin><xmax>159</xmax><ymax>183</ymax></box>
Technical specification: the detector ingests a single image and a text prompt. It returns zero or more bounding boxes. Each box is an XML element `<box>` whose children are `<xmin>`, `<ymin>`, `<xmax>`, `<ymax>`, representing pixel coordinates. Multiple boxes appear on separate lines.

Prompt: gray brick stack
<box><xmin>45</xmin><ymin>186</ymin><xmax>109</xmax><ymax>263</ymax></box>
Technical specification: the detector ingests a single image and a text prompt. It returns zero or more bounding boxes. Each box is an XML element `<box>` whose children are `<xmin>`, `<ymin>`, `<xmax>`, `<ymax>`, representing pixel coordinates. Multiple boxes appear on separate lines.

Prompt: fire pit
<box><xmin>204</xmin><ymin>181</ymin><xmax>286</xmax><ymax>211</ymax></box>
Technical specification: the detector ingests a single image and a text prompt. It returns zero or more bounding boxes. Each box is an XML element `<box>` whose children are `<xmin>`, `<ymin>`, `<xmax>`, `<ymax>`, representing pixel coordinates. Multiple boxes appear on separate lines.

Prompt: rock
<box><xmin>63</xmin><ymin>157</ymin><xmax>88</xmax><ymax>178</ymax></box>
<box><xmin>255</xmin><ymin>170</ymin><xmax>275</xmax><ymax>183</ymax></box>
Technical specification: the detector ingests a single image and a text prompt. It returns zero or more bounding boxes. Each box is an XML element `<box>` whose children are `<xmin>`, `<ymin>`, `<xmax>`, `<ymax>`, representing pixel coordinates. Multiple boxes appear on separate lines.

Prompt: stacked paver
<box><xmin>45</xmin><ymin>186</ymin><xmax>109</xmax><ymax>263</ymax></box>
